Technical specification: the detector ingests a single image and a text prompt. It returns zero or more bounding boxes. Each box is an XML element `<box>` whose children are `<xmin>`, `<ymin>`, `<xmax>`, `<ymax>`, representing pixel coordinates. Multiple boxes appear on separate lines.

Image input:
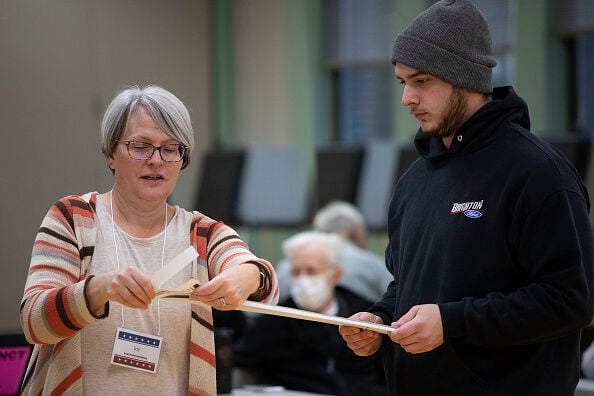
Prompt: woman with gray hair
<box><xmin>20</xmin><ymin>85</ymin><xmax>278</xmax><ymax>395</ymax></box>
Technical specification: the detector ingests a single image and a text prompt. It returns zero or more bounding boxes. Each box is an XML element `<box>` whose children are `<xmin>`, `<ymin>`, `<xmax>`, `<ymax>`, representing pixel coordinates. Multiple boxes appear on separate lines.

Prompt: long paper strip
<box><xmin>150</xmin><ymin>246</ymin><xmax>198</xmax><ymax>288</ymax></box>
<box><xmin>158</xmin><ymin>291</ymin><xmax>392</xmax><ymax>334</ymax></box>
<box><xmin>236</xmin><ymin>300</ymin><xmax>393</xmax><ymax>334</ymax></box>
<box><xmin>151</xmin><ymin>250</ymin><xmax>392</xmax><ymax>335</ymax></box>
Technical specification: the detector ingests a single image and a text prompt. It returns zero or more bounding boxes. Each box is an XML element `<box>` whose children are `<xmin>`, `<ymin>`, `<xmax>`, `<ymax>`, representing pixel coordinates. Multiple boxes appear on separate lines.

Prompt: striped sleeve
<box><xmin>20</xmin><ymin>196</ymin><xmax>98</xmax><ymax>344</ymax></box>
<box><xmin>191</xmin><ymin>215</ymin><xmax>279</xmax><ymax>304</ymax></box>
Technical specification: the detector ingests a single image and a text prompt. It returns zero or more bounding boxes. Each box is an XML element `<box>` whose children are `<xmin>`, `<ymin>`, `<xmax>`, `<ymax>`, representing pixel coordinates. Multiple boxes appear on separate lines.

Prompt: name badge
<box><xmin>110</xmin><ymin>327</ymin><xmax>162</xmax><ymax>374</ymax></box>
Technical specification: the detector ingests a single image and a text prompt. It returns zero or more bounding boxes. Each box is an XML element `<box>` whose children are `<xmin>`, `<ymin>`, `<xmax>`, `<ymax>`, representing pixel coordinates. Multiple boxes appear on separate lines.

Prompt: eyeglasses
<box><xmin>118</xmin><ymin>140</ymin><xmax>187</xmax><ymax>162</ymax></box>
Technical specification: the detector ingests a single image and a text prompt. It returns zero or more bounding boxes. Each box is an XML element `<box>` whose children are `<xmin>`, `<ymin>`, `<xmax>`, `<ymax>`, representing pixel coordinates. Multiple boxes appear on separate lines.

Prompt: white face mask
<box><xmin>290</xmin><ymin>274</ymin><xmax>333</xmax><ymax>312</ymax></box>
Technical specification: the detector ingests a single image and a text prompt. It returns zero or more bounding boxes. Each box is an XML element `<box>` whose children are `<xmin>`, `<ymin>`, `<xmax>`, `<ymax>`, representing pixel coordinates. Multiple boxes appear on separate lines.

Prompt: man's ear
<box><xmin>348</xmin><ymin>226</ymin><xmax>368</xmax><ymax>249</ymax></box>
<box><xmin>331</xmin><ymin>266</ymin><xmax>343</xmax><ymax>285</ymax></box>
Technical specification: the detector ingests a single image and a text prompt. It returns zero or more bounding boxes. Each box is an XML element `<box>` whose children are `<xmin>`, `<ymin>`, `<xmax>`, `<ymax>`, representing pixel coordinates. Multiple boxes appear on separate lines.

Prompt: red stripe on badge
<box><xmin>112</xmin><ymin>354</ymin><xmax>156</xmax><ymax>372</ymax></box>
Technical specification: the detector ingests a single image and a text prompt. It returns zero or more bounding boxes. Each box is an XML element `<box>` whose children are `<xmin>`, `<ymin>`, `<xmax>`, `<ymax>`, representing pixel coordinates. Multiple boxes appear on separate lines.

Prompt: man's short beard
<box><xmin>424</xmin><ymin>87</ymin><xmax>468</xmax><ymax>139</ymax></box>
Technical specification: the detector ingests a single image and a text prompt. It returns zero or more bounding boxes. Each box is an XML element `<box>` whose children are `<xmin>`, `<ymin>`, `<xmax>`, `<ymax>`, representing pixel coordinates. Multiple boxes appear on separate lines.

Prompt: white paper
<box><xmin>154</xmin><ymin>278</ymin><xmax>201</xmax><ymax>300</ymax></box>
<box><xmin>150</xmin><ymin>246</ymin><xmax>198</xmax><ymax>288</ymax></box>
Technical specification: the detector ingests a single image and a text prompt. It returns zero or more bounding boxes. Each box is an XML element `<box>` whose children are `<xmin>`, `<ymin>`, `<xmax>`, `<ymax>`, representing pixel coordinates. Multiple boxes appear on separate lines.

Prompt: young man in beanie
<box><xmin>339</xmin><ymin>0</ymin><xmax>594</xmax><ymax>395</ymax></box>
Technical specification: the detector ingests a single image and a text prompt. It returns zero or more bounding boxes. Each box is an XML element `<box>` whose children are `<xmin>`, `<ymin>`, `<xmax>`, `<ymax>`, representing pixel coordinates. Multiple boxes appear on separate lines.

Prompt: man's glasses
<box><xmin>118</xmin><ymin>140</ymin><xmax>187</xmax><ymax>162</ymax></box>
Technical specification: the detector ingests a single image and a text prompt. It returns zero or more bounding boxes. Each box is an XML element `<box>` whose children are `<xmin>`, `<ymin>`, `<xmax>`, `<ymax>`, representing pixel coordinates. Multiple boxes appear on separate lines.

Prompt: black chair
<box><xmin>313</xmin><ymin>145</ymin><xmax>364</xmax><ymax>214</ymax></box>
<box><xmin>395</xmin><ymin>144</ymin><xmax>420</xmax><ymax>180</ymax></box>
<box><xmin>543</xmin><ymin>133</ymin><xmax>591</xmax><ymax>179</ymax></box>
<box><xmin>195</xmin><ymin>149</ymin><xmax>245</xmax><ymax>225</ymax></box>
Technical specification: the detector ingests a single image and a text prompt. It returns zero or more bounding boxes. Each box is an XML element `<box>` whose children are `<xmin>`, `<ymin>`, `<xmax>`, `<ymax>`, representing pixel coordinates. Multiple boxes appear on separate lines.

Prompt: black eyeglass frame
<box><xmin>117</xmin><ymin>140</ymin><xmax>188</xmax><ymax>163</ymax></box>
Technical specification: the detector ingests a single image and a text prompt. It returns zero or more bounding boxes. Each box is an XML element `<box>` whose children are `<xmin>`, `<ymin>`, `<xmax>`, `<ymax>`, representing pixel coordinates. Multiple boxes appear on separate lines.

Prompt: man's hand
<box><xmin>339</xmin><ymin>312</ymin><xmax>385</xmax><ymax>356</ymax></box>
<box><xmin>389</xmin><ymin>304</ymin><xmax>444</xmax><ymax>354</ymax></box>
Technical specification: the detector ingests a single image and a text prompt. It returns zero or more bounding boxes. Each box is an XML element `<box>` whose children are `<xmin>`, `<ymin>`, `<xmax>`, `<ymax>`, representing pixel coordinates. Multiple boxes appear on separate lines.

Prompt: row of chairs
<box><xmin>195</xmin><ymin>139</ymin><xmax>418</xmax><ymax>230</ymax></box>
<box><xmin>195</xmin><ymin>133</ymin><xmax>593</xmax><ymax>230</ymax></box>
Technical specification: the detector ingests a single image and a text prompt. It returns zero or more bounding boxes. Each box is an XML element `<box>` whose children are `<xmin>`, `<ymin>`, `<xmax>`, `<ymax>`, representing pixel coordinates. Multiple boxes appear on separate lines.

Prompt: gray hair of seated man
<box><xmin>282</xmin><ymin>230</ymin><xmax>343</xmax><ymax>269</ymax></box>
<box><xmin>313</xmin><ymin>201</ymin><xmax>367</xmax><ymax>248</ymax></box>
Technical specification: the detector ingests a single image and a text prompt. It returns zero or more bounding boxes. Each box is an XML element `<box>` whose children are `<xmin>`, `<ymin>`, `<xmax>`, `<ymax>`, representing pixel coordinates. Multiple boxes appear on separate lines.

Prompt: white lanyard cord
<box><xmin>110</xmin><ymin>190</ymin><xmax>167</xmax><ymax>335</ymax></box>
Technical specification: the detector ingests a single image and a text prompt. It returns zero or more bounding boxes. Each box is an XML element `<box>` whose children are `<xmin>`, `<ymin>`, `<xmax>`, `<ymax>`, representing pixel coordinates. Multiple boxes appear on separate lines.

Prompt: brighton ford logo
<box><xmin>451</xmin><ymin>200</ymin><xmax>484</xmax><ymax>219</ymax></box>
<box><xmin>463</xmin><ymin>210</ymin><xmax>483</xmax><ymax>218</ymax></box>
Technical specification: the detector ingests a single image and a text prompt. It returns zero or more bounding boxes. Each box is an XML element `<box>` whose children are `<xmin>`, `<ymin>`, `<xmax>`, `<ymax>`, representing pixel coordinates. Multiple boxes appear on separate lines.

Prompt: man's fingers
<box><xmin>338</xmin><ymin>325</ymin><xmax>363</xmax><ymax>336</ymax></box>
<box><xmin>389</xmin><ymin>321</ymin><xmax>416</xmax><ymax>342</ymax></box>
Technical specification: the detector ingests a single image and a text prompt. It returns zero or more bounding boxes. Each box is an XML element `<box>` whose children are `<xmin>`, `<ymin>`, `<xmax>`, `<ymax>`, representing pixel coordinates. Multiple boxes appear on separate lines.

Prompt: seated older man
<box><xmin>233</xmin><ymin>231</ymin><xmax>386</xmax><ymax>396</ymax></box>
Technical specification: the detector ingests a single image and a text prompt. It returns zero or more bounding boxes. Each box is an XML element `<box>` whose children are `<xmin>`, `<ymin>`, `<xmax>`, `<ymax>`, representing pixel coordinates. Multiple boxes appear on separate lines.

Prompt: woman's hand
<box><xmin>189</xmin><ymin>264</ymin><xmax>260</xmax><ymax>310</ymax></box>
<box><xmin>87</xmin><ymin>267</ymin><xmax>155</xmax><ymax>314</ymax></box>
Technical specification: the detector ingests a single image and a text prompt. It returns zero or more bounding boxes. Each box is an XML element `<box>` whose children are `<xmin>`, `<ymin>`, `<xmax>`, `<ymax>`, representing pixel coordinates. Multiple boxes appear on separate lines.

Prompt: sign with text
<box><xmin>0</xmin><ymin>346</ymin><xmax>32</xmax><ymax>395</ymax></box>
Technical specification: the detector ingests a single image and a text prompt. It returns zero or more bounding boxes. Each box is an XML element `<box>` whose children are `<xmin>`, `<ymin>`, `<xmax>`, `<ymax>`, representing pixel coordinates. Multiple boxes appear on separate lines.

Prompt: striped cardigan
<box><xmin>20</xmin><ymin>192</ymin><xmax>279</xmax><ymax>395</ymax></box>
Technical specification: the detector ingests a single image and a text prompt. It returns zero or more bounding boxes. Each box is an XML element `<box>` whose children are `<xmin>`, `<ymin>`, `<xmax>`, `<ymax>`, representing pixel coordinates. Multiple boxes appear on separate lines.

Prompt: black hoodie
<box><xmin>372</xmin><ymin>87</ymin><xmax>594</xmax><ymax>395</ymax></box>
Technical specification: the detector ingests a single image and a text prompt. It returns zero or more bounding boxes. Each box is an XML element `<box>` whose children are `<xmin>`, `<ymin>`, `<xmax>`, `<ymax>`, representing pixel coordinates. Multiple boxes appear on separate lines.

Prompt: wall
<box><xmin>0</xmin><ymin>0</ymin><xmax>211</xmax><ymax>332</ymax></box>
<box><xmin>234</xmin><ymin>0</ymin><xmax>290</xmax><ymax>146</ymax></box>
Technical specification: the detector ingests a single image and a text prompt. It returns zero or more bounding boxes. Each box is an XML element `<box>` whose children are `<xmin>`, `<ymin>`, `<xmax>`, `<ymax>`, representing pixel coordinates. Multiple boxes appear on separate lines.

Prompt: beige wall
<box><xmin>0</xmin><ymin>0</ymin><xmax>211</xmax><ymax>332</ymax></box>
<box><xmin>234</xmin><ymin>0</ymin><xmax>291</xmax><ymax>146</ymax></box>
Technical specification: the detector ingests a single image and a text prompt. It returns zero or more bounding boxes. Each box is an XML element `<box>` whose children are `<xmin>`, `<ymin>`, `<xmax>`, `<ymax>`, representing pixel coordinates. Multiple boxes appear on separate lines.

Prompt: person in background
<box><xmin>234</xmin><ymin>231</ymin><xmax>386</xmax><ymax>396</ymax></box>
<box><xmin>19</xmin><ymin>85</ymin><xmax>278</xmax><ymax>395</ymax></box>
<box><xmin>582</xmin><ymin>339</ymin><xmax>594</xmax><ymax>379</ymax></box>
<box><xmin>339</xmin><ymin>1</ymin><xmax>594</xmax><ymax>395</ymax></box>
<box><xmin>276</xmin><ymin>201</ymin><xmax>391</xmax><ymax>303</ymax></box>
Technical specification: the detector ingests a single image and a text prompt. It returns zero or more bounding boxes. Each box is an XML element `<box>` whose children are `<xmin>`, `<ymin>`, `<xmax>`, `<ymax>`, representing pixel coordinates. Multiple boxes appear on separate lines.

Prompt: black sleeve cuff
<box><xmin>84</xmin><ymin>275</ymin><xmax>110</xmax><ymax>319</ymax></box>
<box><xmin>244</xmin><ymin>261</ymin><xmax>272</xmax><ymax>301</ymax></box>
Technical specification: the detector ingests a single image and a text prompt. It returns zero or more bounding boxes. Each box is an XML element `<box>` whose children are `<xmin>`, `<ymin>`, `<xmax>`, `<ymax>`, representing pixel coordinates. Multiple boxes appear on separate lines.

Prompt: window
<box><xmin>575</xmin><ymin>35</ymin><xmax>594</xmax><ymax>133</ymax></box>
<box><xmin>474</xmin><ymin>0</ymin><xmax>516</xmax><ymax>87</ymax></box>
<box><xmin>324</xmin><ymin>0</ymin><xmax>518</xmax><ymax>144</ymax></box>
<box><xmin>556</xmin><ymin>0</ymin><xmax>594</xmax><ymax>133</ymax></box>
<box><xmin>324</xmin><ymin>0</ymin><xmax>396</xmax><ymax>144</ymax></box>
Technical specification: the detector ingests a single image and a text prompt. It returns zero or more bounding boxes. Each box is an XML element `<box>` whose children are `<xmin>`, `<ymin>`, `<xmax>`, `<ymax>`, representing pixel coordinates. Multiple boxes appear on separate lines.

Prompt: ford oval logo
<box><xmin>464</xmin><ymin>210</ymin><xmax>483</xmax><ymax>219</ymax></box>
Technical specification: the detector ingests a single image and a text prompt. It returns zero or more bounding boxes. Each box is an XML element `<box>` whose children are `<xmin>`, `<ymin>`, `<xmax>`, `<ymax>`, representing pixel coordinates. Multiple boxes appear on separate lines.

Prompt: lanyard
<box><xmin>109</xmin><ymin>190</ymin><xmax>167</xmax><ymax>335</ymax></box>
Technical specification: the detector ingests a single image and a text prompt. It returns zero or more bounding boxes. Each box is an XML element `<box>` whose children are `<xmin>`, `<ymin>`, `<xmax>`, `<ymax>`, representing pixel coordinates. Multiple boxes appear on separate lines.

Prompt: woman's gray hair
<box><xmin>282</xmin><ymin>231</ymin><xmax>342</xmax><ymax>268</ymax></box>
<box><xmin>101</xmin><ymin>85</ymin><xmax>194</xmax><ymax>169</ymax></box>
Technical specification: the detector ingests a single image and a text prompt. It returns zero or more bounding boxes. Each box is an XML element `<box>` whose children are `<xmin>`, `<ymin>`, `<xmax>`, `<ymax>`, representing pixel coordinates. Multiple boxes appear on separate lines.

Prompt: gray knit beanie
<box><xmin>391</xmin><ymin>0</ymin><xmax>496</xmax><ymax>93</ymax></box>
